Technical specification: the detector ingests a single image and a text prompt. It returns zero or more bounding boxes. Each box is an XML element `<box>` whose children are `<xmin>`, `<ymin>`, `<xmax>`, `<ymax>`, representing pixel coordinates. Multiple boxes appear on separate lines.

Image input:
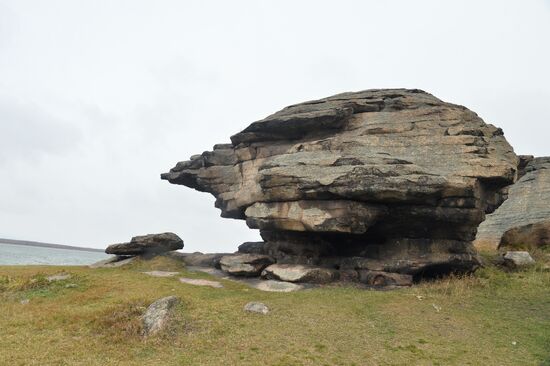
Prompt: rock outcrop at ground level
<box><xmin>105</xmin><ymin>233</ymin><xmax>183</xmax><ymax>256</ymax></box>
<box><xmin>162</xmin><ymin>89</ymin><xmax>520</xmax><ymax>282</ymax></box>
<box><xmin>475</xmin><ymin>157</ymin><xmax>550</xmax><ymax>250</ymax></box>
<box><xmin>142</xmin><ymin>296</ymin><xmax>180</xmax><ymax>337</ymax></box>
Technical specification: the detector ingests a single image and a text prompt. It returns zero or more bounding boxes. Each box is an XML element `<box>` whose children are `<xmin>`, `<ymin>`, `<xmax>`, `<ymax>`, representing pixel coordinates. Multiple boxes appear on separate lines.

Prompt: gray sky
<box><xmin>1</xmin><ymin>0</ymin><xmax>549</xmax><ymax>251</ymax></box>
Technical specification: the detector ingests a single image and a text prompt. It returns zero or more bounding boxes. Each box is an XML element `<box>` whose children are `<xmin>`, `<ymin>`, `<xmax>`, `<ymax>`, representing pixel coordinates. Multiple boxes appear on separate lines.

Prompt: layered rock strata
<box><xmin>163</xmin><ymin>89</ymin><xmax>520</xmax><ymax>281</ymax></box>
<box><xmin>105</xmin><ymin>233</ymin><xmax>183</xmax><ymax>256</ymax></box>
<box><xmin>475</xmin><ymin>157</ymin><xmax>550</xmax><ymax>250</ymax></box>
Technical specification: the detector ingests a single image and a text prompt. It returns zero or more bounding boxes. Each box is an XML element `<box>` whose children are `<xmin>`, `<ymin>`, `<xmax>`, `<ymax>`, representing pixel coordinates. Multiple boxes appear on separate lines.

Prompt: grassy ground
<box><xmin>1</xmin><ymin>254</ymin><xmax>549</xmax><ymax>366</ymax></box>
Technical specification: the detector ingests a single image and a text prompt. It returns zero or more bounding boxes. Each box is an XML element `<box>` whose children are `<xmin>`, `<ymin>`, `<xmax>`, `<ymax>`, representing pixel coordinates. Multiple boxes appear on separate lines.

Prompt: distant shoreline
<box><xmin>0</xmin><ymin>238</ymin><xmax>104</xmax><ymax>253</ymax></box>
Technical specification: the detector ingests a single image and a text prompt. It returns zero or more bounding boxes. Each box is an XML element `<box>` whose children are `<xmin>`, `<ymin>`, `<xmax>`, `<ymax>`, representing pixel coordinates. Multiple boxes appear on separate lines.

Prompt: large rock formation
<box><xmin>475</xmin><ymin>156</ymin><xmax>550</xmax><ymax>250</ymax></box>
<box><xmin>105</xmin><ymin>233</ymin><xmax>183</xmax><ymax>256</ymax></box>
<box><xmin>162</xmin><ymin>89</ymin><xmax>519</xmax><ymax>280</ymax></box>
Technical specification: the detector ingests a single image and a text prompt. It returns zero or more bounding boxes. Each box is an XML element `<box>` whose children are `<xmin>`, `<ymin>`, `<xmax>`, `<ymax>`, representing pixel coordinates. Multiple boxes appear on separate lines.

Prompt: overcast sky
<box><xmin>1</xmin><ymin>1</ymin><xmax>549</xmax><ymax>251</ymax></box>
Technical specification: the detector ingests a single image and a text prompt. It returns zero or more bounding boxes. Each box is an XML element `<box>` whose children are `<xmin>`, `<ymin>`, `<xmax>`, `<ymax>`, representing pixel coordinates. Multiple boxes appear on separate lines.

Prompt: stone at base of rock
<box><xmin>166</xmin><ymin>251</ymin><xmax>228</xmax><ymax>268</ymax></box>
<box><xmin>219</xmin><ymin>254</ymin><xmax>275</xmax><ymax>276</ymax></box>
<box><xmin>500</xmin><ymin>220</ymin><xmax>550</xmax><ymax>250</ymax></box>
<box><xmin>503</xmin><ymin>251</ymin><xmax>535</xmax><ymax>268</ymax></box>
<box><xmin>253</xmin><ymin>280</ymin><xmax>304</xmax><ymax>292</ymax></box>
<box><xmin>261</xmin><ymin>264</ymin><xmax>338</xmax><ymax>284</ymax></box>
<box><xmin>143</xmin><ymin>271</ymin><xmax>180</xmax><ymax>277</ymax></box>
<box><xmin>142</xmin><ymin>296</ymin><xmax>180</xmax><ymax>337</ymax></box>
<box><xmin>238</xmin><ymin>242</ymin><xmax>267</xmax><ymax>254</ymax></box>
<box><xmin>89</xmin><ymin>256</ymin><xmax>136</xmax><ymax>268</ymax></box>
<box><xmin>244</xmin><ymin>302</ymin><xmax>269</xmax><ymax>314</ymax></box>
<box><xmin>339</xmin><ymin>269</ymin><xmax>360</xmax><ymax>282</ymax></box>
<box><xmin>358</xmin><ymin>270</ymin><xmax>413</xmax><ymax>287</ymax></box>
<box><xmin>179</xmin><ymin>277</ymin><xmax>223</xmax><ymax>288</ymax></box>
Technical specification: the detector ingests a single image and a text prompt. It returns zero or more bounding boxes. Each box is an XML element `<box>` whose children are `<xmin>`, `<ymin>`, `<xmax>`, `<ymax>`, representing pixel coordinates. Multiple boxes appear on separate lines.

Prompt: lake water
<box><xmin>0</xmin><ymin>242</ymin><xmax>110</xmax><ymax>266</ymax></box>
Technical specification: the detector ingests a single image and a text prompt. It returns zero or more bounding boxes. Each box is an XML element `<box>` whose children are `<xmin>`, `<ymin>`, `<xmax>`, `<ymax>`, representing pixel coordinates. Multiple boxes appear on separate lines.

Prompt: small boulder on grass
<box><xmin>46</xmin><ymin>273</ymin><xmax>71</xmax><ymax>282</ymax></box>
<box><xmin>142</xmin><ymin>296</ymin><xmax>180</xmax><ymax>337</ymax></box>
<box><xmin>503</xmin><ymin>251</ymin><xmax>535</xmax><ymax>268</ymax></box>
<box><xmin>244</xmin><ymin>302</ymin><xmax>269</xmax><ymax>314</ymax></box>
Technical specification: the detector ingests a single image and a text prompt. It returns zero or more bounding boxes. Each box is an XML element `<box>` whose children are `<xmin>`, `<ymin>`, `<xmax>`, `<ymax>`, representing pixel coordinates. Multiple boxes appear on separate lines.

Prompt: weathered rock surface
<box><xmin>253</xmin><ymin>280</ymin><xmax>304</xmax><ymax>292</ymax></box>
<box><xmin>358</xmin><ymin>270</ymin><xmax>413</xmax><ymax>287</ymax></box>
<box><xmin>46</xmin><ymin>273</ymin><xmax>72</xmax><ymax>282</ymax></box>
<box><xmin>501</xmin><ymin>221</ymin><xmax>550</xmax><ymax>249</ymax></box>
<box><xmin>142</xmin><ymin>296</ymin><xmax>180</xmax><ymax>337</ymax></box>
<box><xmin>105</xmin><ymin>233</ymin><xmax>183</xmax><ymax>256</ymax></box>
<box><xmin>166</xmin><ymin>252</ymin><xmax>227</xmax><ymax>268</ymax></box>
<box><xmin>179</xmin><ymin>277</ymin><xmax>223</xmax><ymax>288</ymax></box>
<box><xmin>244</xmin><ymin>302</ymin><xmax>269</xmax><ymax>314</ymax></box>
<box><xmin>503</xmin><ymin>251</ymin><xmax>535</xmax><ymax>268</ymax></box>
<box><xmin>163</xmin><ymin>89</ymin><xmax>519</xmax><ymax>279</ymax></box>
<box><xmin>475</xmin><ymin>157</ymin><xmax>550</xmax><ymax>250</ymax></box>
<box><xmin>238</xmin><ymin>242</ymin><xmax>267</xmax><ymax>255</ymax></box>
<box><xmin>143</xmin><ymin>271</ymin><xmax>180</xmax><ymax>277</ymax></box>
<box><xmin>262</xmin><ymin>264</ymin><xmax>338</xmax><ymax>283</ymax></box>
<box><xmin>219</xmin><ymin>254</ymin><xmax>275</xmax><ymax>276</ymax></box>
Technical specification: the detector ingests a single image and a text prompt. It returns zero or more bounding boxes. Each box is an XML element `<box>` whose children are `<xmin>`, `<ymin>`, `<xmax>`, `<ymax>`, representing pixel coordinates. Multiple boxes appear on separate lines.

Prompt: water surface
<box><xmin>0</xmin><ymin>242</ymin><xmax>109</xmax><ymax>265</ymax></box>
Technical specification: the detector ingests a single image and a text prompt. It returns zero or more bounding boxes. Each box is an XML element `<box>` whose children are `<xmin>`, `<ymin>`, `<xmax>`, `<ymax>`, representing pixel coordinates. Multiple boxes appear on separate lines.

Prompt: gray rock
<box><xmin>143</xmin><ymin>271</ymin><xmax>180</xmax><ymax>277</ymax></box>
<box><xmin>244</xmin><ymin>302</ymin><xmax>269</xmax><ymax>314</ymax></box>
<box><xmin>476</xmin><ymin>157</ymin><xmax>550</xmax><ymax>250</ymax></box>
<box><xmin>238</xmin><ymin>242</ymin><xmax>267</xmax><ymax>254</ymax></box>
<box><xmin>358</xmin><ymin>270</ymin><xmax>413</xmax><ymax>287</ymax></box>
<box><xmin>106</xmin><ymin>232</ymin><xmax>183</xmax><ymax>256</ymax></box>
<box><xmin>89</xmin><ymin>256</ymin><xmax>135</xmax><ymax>268</ymax></box>
<box><xmin>501</xmin><ymin>220</ymin><xmax>550</xmax><ymax>250</ymax></box>
<box><xmin>219</xmin><ymin>254</ymin><xmax>274</xmax><ymax>277</ymax></box>
<box><xmin>503</xmin><ymin>251</ymin><xmax>535</xmax><ymax>268</ymax></box>
<box><xmin>253</xmin><ymin>280</ymin><xmax>304</xmax><ymax>292</ymax></box>
<box><xmin>179</xmin><ymin>277</ymin><xmax>223</xmax><ymax>288</ymax></box>
<box><xmin>46</xmin><ymin>273</ymin><xmax>71</xmax><ymax>282</ymax></box>
<box><xmin>20</xmin><ymin>299</ymin><xmax>30</xmax><ymax>305</ymax></box>
<box><xmin>142</xmin><ymin>296</ymin><xmax>180</xmax><ymax>337</ymax></box>
<box><xmin>167</xmin><ymin>251</ymin><xmax>228</xmax><ymax>268</ymax></box>
<box><xmin>163</xmin><ymin>89</ymin><xmax>518</xmax><ymax>279</ymax></box>
<box><xmin>261</xmin><ymin>264</ymin><xmax>338</xmax><ymax>284</ymax></box>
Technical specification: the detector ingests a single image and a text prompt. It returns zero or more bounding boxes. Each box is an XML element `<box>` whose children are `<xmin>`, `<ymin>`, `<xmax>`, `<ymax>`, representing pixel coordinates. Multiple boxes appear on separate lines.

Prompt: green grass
<box><xmin>0</xmin><ymin>255</ymin><xmax>549</xmax><ymax>365</ymax></box>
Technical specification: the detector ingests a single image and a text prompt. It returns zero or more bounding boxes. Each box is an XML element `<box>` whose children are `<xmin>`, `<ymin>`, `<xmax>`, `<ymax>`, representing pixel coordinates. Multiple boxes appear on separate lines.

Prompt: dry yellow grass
<box><xmin>1</xmin><ymin>255</ymin><xmax>549</xmax><ymax>365</ymax></box>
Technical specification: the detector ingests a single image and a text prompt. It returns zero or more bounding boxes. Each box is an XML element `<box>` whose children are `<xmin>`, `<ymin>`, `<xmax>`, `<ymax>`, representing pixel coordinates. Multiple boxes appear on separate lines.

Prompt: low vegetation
<box><xmin>1</xmin><ymin>253</ymin><xmax>549</xmax><ymax>365</ymax></box>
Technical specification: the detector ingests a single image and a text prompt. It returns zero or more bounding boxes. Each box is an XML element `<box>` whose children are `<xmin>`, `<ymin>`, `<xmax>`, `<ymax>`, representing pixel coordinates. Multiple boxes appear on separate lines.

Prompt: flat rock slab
<box><xmin>46</xmin><ymin>273</ymin><xmax>71</xmax><ymax>282</ymax></box>
<box><xmin>252</xmin><ymin>280</ymin><xmax>304</xmax><ymax>292</ymax></box>
<box><xmin>179</xmin><ymin>277</ymin><xmax>223</xmax><ymax>288</ymax></box>
<box><xmin>503</xmin><ymin>251</ymin><xmax>535</xmax><ymax>268</ymax></box>
<box><xmin>219</xmin><ymin>254</ymin><xmax>274</xmax><ymax>277</ymax></box>
<box><xmin>244</xmin><ymin>302</ymin><xmax>269</xmax><ymax>314</ymax></box>
<box><xmin>142</xmin><ymin>296</ymin><xmax>180</xmax><ymax>337</ymax></box>
<box><xmin>262</xmin><ymin>264</ymin><xmax>338</xmax><ymax>283</ymax></box>
<box><xmin>143</xmin><ymin>271</ymin><xmax>180</xmax><ymax>277</ymax></box>
<box><xmin>187</xmin><ymin>266</ymin><xmax>306</xmax><ymax>292</ymax></box>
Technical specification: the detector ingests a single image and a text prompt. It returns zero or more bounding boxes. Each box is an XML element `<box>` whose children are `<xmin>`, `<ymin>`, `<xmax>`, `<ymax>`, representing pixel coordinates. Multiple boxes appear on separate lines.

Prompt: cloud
<box><xmin>0</xmin><ymin>96</ymin><xmax>82</xmax><ymax>164</ymax></box>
